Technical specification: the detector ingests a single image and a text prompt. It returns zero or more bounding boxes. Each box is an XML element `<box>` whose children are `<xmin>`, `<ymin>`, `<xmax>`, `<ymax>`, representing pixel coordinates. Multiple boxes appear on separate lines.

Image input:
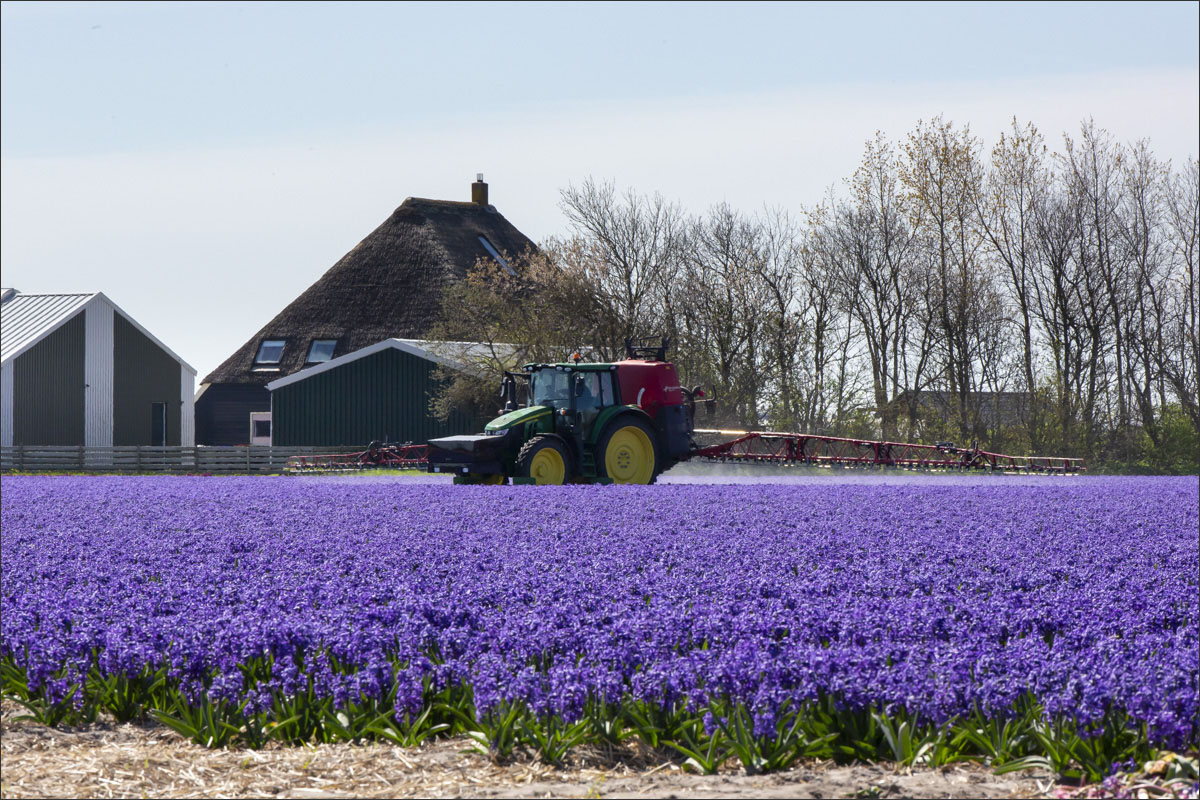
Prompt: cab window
<box><xmin>576</xmin><ymin>372</ymin><xmax>601</xmax><ymax>412</ymax></box>
<box><xmin>531</xmin><ymin>369</ymin><xmax>571</xmax><ymax>406</ymax></box>
<box><xmin>597</xmin><ymin>372</ymin><xmax>615</xmax><ymax>405</ymax></box>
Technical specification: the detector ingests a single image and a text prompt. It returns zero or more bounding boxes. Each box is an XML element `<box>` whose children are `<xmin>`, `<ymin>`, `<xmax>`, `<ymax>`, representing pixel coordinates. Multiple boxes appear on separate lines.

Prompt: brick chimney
<box><xmin>471</xmin><ymin>173</ymin><xmax>488</xmax><ymax>205</ymax></box>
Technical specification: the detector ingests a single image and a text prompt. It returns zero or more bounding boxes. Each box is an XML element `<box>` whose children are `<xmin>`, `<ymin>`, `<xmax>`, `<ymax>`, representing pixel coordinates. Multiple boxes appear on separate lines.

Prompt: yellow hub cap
<box><xmin>528</xmin><ymin>447</ymin><xmax>566</xmax><ymax>485</ymax></box>
<box><xmin>604</xmin><ymin>426</ymin><xmax>655</xmax><ymax>484</ymax></box>
<box><xmin>481</xmin><ymin>474</ymin><xmax>506</xmax><ymax>485</ymax></box>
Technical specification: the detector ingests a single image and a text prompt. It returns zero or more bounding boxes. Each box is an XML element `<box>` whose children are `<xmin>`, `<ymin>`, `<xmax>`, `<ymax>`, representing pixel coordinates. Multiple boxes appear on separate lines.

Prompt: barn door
<box><xmin>151</xmin><ymin>402</ymin><xmax>167</xmax><ymax>446</ymax></box>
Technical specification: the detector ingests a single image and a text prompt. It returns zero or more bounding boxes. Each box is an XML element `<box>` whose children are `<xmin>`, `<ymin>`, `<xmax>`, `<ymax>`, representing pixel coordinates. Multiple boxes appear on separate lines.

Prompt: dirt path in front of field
<box><xmin>1</xmin><ymin>700</ymin><xmax>1057</xmax><ymax>799</ymax></box>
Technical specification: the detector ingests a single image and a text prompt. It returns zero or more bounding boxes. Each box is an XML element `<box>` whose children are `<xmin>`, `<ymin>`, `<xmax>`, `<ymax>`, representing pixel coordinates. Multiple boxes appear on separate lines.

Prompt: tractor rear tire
<box><xmin>516</xmin><ymin>436</ymin><xmax>570</xmax><ymax>485</ymax></box>
<box><xmin>596</xmin><ymin>417</ymin><xmax>658</xmax><ymax>484</ymax></box>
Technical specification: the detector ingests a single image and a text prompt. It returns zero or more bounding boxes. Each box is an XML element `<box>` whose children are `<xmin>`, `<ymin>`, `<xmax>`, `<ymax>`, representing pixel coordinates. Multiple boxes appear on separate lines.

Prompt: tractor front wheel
<box><xmin>597</xmin><ymin>417</ymin><xmax>658</xmax><ymax>484</ymax></box>
<box><xmin>517</xmin><ymin>436</ymin><xmax>570</xmax><ymax>485</ymax></box>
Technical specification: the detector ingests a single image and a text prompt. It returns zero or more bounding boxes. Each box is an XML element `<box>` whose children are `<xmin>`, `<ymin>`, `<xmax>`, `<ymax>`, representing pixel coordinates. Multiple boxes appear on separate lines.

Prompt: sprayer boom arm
<box><xmin>690</xmin><ymin>430</ymin><xmax>1083</xmax><ymax>473</ymax></box>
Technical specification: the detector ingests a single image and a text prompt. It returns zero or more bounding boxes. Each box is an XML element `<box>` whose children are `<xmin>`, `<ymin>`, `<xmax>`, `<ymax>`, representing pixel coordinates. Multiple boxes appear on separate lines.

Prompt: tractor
<box><xmin>425</xmin><ymin>339</ymin><xmax>706</xmax><ymax>484</ymax></box>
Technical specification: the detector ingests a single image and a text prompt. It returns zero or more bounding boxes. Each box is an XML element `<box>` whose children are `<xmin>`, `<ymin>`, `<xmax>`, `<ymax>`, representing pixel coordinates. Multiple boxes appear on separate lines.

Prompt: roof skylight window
<box><xmin>306</xmin><ymin>339</ymin><xmax>337</xmax><ymax>363</ymax></box>
<box><xmin>478</xmin><ymin>236</ymin><xmax>516</xmax><ymax>277</ymax></box>
<box><xmin>255</xmin><ymin>339</ymin><xmax>286</xmax><ymax>365</ymax></box>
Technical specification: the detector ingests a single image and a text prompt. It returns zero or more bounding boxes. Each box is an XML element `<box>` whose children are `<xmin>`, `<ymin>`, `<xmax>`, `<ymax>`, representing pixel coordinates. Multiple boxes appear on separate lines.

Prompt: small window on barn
<box><xmin>250</xmin><ymin>412</ymin><xmax>272</xmax><ymax>446</ymax></box>
<box><xmin>478</xmin><ymin>236</ymin><xmax>516</xmax><ymax>276</ymax></box>
<box><xmin>307</xmin><ymin>339</ymin><xmax>337</xmax><ymax>363</ymax></box>
<box><xmin>255</xmin><ymin>339</ymin><xmax>286</xmax><ymax>365</ymax></box>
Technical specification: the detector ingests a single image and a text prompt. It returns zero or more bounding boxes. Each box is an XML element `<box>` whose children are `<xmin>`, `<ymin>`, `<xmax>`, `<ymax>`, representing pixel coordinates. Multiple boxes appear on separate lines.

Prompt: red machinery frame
<box><xmin>287</xmin><ymin>443</ymin><xmax>429</xmax><ymax>473</ymax></box>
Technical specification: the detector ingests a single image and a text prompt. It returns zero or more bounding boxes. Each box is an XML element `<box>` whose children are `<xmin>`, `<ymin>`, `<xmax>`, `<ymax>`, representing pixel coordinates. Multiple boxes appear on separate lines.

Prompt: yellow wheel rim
<box><xmin>528</xmin><ymin>447</ymin><xmax>566</xmax><ymax>485</ymax></box>
<box><xmin>604</xmin><ymin>425</ymin><xmax>656</xmax><ymax>484</ymax></box>
<box><xmin>481</xmin><ymin>474</ymin><xmax>506</xmax><ymax>485</ymax></box>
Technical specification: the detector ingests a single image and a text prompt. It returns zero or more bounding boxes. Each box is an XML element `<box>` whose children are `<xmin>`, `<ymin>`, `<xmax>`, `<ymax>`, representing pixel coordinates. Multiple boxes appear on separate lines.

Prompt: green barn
<box><xmin>266</xmin><ymin>339</ymin><xmax>507</xmax><ymax>447</ymax></box>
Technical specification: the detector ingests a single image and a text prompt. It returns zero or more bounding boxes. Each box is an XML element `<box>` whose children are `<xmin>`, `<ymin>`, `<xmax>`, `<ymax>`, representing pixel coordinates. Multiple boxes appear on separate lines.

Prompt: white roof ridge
<box><xmin>267</xmin><ymin>337</ymin><xmax>517</xmax><ymax>390</ymax></box>
<box><xmin>4</xmin><ymin>290</ymin><xmax>97</xmax><ymax>297</ymax></box>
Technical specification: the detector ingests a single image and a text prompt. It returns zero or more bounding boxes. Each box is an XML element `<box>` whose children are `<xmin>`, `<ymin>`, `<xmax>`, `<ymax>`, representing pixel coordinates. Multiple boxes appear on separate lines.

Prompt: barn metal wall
<box><xmin>180</xmin><ymin>365</ymin><xmax>195</xmax><ymax>447</ymax></box>
<box><xmin>1</xmin><ymin>360</ymin><xmax>13</xmax><ymax>447</ymax></box>
<box><xmin>113</xmin><ymin>314</ymin><xmax>183</xmax><ymax>446</ymax></box>
<box><xmin>271</xmin><ymin>347</ymin><xmax>482</xmax><ymax>447</ymax></box>
<box><xmin>84</xmin><ymin>299</ymin><xmax>114</xmax><ymax>447</ymax></box>
<box><xmin>13</xmin><ymin>311</ymin><xmax>86</xmax><ymax>445</ymax></box>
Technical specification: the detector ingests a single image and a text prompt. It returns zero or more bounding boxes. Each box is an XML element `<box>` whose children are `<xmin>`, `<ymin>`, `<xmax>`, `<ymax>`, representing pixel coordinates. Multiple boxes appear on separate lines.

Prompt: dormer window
<box><xmin>255</xmin><ymin>339</ymin><xmax>286</xmax><ymax>365</ymax></box>
<box><xmin>478</xmin><ymin>236</ymin><xmax>516</xmax><ymax>276</ymax></box>
<box><xmin>306</xmin><ymin>339</ymin><xmax>337</xmax><ymax>363</ymax></box>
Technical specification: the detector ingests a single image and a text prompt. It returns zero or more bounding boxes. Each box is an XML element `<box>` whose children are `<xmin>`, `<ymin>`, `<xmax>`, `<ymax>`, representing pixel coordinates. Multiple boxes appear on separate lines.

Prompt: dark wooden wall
<box><xmin>195</xmin><ymin>383</ymin><xmax>271</xmax><ymax>445</ymax></box>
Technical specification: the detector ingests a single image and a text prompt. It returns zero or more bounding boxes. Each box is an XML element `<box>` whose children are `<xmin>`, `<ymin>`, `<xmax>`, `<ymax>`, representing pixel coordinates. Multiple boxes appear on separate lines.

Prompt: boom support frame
<box><xmin>690</xmin><ymin>430</ymin><xmax>1084</xmax><ymax>473</ymax></box>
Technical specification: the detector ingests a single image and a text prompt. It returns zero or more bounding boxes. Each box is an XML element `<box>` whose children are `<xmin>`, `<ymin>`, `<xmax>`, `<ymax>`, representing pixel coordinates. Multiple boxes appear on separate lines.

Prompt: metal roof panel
<box><xmin>0</xmin><ymin>292</ymin><xmax>96</xmax><ymax>363</ymax></box>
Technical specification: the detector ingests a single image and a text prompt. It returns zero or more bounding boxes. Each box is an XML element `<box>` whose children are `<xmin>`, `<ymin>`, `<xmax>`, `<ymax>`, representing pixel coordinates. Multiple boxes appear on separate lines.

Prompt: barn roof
<box><xmin>203</xmin><ymin>193</ymin><xmax>536</xmax><ymax>387</ymax></box>
<box><xmin>1</xmin><ymin>292</ymin><xmax>95</xmax><ymax>363</ymax></box>
<box><xmin>266</xmin><ymin>338</ymin><xmax>518</xmax><ymax>391</ymax></box>
<box><xmin>0</xmin><ymin>290</ymin><xmax>195</xmax><ymax>372</ymax></box>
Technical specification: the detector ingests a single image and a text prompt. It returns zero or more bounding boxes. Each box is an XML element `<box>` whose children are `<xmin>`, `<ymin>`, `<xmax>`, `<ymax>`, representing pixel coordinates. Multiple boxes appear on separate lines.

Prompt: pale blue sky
<box><xmin>3</xmin><ymin>1</ymin><xmax>1198</xmax><ymax>156</ymax></box>
<box><xmin>2</xmin><ymin>1</ymin><xmax>1198</xmax><ymax>380</ymax></box>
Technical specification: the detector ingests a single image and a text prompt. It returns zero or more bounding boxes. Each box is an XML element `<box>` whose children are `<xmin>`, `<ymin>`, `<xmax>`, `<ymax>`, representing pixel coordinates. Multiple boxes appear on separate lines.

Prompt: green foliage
<box><xmin>0</xmin><ymin>652</ymin><xmax>1177</xmax><ymax>780</ymax></box>
<box><xmin>1089</xmin><ymin>406</ymin><xmax>1200</xmax><ymax>475</ymax></box>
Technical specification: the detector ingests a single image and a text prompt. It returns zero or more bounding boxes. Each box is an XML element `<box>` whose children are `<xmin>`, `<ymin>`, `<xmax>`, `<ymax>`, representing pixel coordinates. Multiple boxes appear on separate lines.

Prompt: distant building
<box><xmin>195</xmin><ymin>176</ymin><xmax>536</xmax><ymax>446</ymax></box>
<box><xmin>891</xmin><ymin>390</ymin><xmax>1033</xmax><ymax>434</ymax></box>
<box><xmin>1</xmin><ymin>289</ymin><xmax>196</xmax><ymax>447</ymax></box>
<box><xmin>266</xmin><ymin>338</ymin><xmax>514</xmax><ymax>447</ymax></box>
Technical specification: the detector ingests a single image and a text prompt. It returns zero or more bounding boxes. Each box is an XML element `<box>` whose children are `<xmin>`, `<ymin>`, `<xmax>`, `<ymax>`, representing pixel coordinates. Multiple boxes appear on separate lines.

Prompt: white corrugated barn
<box><xmin>0</xmin><ymin>289</ymin><xmax>196</xmax><ymax>447</ymax></box>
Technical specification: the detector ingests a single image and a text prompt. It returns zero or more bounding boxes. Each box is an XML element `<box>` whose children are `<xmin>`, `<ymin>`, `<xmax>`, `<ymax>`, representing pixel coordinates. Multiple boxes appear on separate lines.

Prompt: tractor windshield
<box><xmin>530</xmin><ymin>368</ymin><xmax>572</xmax><ymax>408</ymax></box>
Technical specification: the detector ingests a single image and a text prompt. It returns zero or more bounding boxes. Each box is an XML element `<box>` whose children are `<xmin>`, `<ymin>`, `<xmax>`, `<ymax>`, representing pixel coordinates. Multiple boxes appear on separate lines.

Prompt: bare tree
<box><xmin>818</xmin><ymin>134</ymin><xmax>923</xmax><ymax>440</ymax></box>
<box><xmin>749</xmin><ymin>208</ymin><xmax>809</xmax><ymax>431</ymax></box>
<box><xmin>793</xmin><ymin>221</ymin><xmax>850</xmax><ymax>433</ymax></box>
<box><xmin>1160</xmin><ymin>157</ymin><xmax>1200</xmax><ymax>434</ymax></box>
<box><xmin>1116</xmin><ymin>140</ymin><xmax>1172</xmax><ymax>447</ymax></box>
<box><xmin>901</xmin><ymin>117</ymin><xmax>1001</xmax><ymax>441</ymax></box>
<box><xmin>1061</xmin><ymin>120</ymin><xmax>1133</xmax><ymax>455</ymax></box>
<box><xmin>559</xmin><ymin>178</ymin><xmax>686</xmax><ymax>353</ymax></box>
<box><xmin>676</xmin><ymin>203</ymin><xmax>770</xmax><ymax>427</ymax></box>
<box><xmin>977</xmin><ymin>118</ymin><xmax>1053</xmax><ymax>451</ymax></box>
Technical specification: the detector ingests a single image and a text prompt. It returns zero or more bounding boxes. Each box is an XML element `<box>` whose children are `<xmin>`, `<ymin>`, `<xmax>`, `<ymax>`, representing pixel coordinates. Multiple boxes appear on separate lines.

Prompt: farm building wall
<box><xmin>271</xmin><ymin>347</ymin><xmax>482</xmax><ymax>447</ymax></box>
<box><xmin>113</xmin><ymin>314</ymin><xmax>183</xmax><ymax>446</ymax></box>
<box><xmin>13</xmin><ymin>310</ymin><xmax>86</xmax><ymax>446</ymax></box>
<box><xmin>195</xmin><ymin>384</ymin><xmax>270</xmax><ymax>446</ymax></box>
<box><xmin>1</xmin><ymin>360</ymin><xmax>12</xmax><ymax>447</ymax></box>
<box><xmin>83</xmin><ymin>299</ymin><xmax>114</xmax><ymax>447</ymax></box>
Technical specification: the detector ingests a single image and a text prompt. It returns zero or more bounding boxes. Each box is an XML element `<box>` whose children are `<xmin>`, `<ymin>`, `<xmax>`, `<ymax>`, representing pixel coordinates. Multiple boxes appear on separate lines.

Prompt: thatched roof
<box><xmin>203</xmin><ymin>196</ymin><xmax>535</xmax><ymax>386</ymax></box>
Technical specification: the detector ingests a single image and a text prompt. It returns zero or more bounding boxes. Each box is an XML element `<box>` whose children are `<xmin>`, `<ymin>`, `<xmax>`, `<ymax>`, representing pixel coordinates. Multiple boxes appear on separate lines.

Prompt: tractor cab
<box><xmin>528</xmin><ymin>364</ymin><xmax>616</xmax><ymax>429</ymax></box>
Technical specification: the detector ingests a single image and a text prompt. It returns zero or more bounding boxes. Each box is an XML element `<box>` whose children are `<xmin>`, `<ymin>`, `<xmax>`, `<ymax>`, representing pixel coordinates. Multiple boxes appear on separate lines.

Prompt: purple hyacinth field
<box><xmin>1</xmin><ymin>475</ymin><xmax>1197</xmax><ymax>777</ymax></box>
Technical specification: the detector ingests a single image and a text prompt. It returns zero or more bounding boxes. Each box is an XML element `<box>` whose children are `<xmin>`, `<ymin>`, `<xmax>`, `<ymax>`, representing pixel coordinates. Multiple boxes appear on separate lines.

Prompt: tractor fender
<box><xmin>587</xmin><ymin>405</ymin><xmax>657</xmax><ymax>446</ymax></box>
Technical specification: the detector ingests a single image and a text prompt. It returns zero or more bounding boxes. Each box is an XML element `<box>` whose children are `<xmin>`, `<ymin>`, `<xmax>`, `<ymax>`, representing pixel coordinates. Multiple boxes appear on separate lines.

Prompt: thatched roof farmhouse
<box><xmin>196</xmin><ymin>177</ymin><xmax>536</xmax><ymax>445</ymax></box>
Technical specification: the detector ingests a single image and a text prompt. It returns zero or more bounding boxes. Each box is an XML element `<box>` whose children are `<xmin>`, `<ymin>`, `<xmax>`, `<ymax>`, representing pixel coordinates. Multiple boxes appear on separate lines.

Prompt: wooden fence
<box><xmin>0</xmin><ymin>446</ymin><xmax>355</xmax><ymax>475</ymax></box>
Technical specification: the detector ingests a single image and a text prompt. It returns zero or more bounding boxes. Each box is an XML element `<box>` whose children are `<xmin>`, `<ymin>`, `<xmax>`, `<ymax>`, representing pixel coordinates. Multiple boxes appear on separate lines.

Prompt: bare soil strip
<box><xmin>1</xmin><ymin>701</ymin><xmax>1056</xmax><ymax>799</ymax></box>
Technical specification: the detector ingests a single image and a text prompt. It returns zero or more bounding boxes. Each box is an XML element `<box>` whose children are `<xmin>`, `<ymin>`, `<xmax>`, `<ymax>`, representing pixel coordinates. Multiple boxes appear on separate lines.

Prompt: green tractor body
<box><xmin>426</xmin><ymin>345</ymin><xmax>703</xmax><ymax>484</ymax></box>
